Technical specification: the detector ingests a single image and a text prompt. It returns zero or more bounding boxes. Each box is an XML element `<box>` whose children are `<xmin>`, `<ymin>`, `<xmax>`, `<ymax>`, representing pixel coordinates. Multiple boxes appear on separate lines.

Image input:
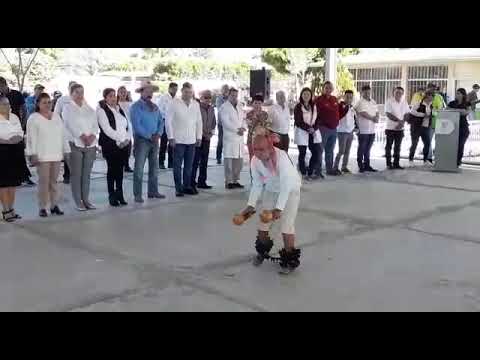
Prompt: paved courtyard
<box><xmin>2</xmin><ymin>149</ymin><xmax>480</xmax><ymax>312</ymax></box>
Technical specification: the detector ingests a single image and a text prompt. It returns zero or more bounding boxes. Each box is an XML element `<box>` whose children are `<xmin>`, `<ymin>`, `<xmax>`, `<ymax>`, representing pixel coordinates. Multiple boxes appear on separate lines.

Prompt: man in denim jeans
<box><xmin>130</xmin><ymin>81</ymin><xmax>165</xmax><ymax>203</ymax></box>
<box><xmin>315</xmin><ymin>81</ymin><xmax>340</xmax><ymax>176</ymax></box>
<box><xmin>166</xmin><ymin>82</ymin><xmax>203</xmax><ymax>197</ymax></box>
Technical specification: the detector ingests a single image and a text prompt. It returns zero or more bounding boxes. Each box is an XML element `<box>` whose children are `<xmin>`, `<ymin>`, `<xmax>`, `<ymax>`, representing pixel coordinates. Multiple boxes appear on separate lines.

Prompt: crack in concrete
<box><xmin>13</xmin><ymin>163</ymin><xmax>480</xmax><ymax>312</ymax></box>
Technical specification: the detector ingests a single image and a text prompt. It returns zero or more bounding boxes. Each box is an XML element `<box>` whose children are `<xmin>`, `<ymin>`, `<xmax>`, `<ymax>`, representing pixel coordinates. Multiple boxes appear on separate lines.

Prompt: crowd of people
<box><xmin>0</xmin><ymin>77</ymin><xmax>478</xmax><ymax>220</ymax></box>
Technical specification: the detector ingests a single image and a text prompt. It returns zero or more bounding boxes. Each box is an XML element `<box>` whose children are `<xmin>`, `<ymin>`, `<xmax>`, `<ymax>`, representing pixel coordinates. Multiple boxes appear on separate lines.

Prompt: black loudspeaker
<box><xmin>250</xmin><ymin>68</ymin><xmax>271</xmax><ymax>100</ymax></box>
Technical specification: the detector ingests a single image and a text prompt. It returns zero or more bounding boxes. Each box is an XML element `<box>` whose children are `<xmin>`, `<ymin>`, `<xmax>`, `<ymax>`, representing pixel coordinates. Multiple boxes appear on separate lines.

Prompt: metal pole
<box><xmin>325</xmin><ymin>48</ymin><xmax>337</xmax><ymax>88</ymax></box>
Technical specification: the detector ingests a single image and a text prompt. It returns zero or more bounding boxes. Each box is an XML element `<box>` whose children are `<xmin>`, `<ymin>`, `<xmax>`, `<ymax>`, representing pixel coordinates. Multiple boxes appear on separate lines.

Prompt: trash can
<box><xmin>434</xmin><ymin>110</ymin><xmax>460</xmax><ymax>173</ymax></box>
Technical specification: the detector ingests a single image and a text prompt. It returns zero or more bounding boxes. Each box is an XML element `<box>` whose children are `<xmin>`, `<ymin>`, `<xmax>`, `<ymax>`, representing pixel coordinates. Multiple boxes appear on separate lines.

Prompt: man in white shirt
<box><xmin>157</xmin><ymin>82</ymin><xmax>178</xmax><ymax>169</ymax></box>
<box><xmin>53</xmin><ymin>80</ymin><xmax>76</xmax><ymax>184</ymax></box>
<box><xmin>219</xmin><ymin>88</ymin><xmax>246</xmax><ymax>189</ymax></box>
<box><xmin>334</xmin><ymin>90</ymin><xmax>355</xmax><ymax>174</ymax></box>
<box><xmin>385</xmin><ymin>86</ymin><xmax>410</xmax><ymax>170</ymax></box>
<box><xmin>354</xmin><ymin>85</ymin><xmax>379</xmax><ymax>173</ymax></box>
<box><xmin>237</xmin><ymin>131</ymin><xmax>302</xmax><ymax>275</ymax></box>
<box><xmin>268</xmin><ymin>90</ymin><xmax>291</xmax><ymax>153</ymax></box>
<box><xmin>216</xmin><ymin>84</ymin><xmax>230</xmax><ymax>164</ymax></box>
<box><xmin>166</xmin><ymin>82</ymin><xmax>202</xmax><ymax>197</ymax></box>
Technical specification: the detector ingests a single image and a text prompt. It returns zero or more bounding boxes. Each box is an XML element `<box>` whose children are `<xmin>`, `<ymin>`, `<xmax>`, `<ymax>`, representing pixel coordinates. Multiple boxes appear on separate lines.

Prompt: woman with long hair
<box><xmin>117</xmin><ymin>86</ymin><xmax>133</xmax><ymax>173</ymax></box>
<box><xmin>0</xmin><ymin>95</ymin><xmax>28</xmax><ymax>222</ymax></box>
<box><xmin>293</xmin><ymin>87</ymin><xmax>322</xmax><ymax>180</ymax></box>
<box><xmin>448</xmin><ymin>88</ymin><xmax>471</xmax><ymax>167</ymax></box>
<box><xmin>98</xmin><ymin>88</ymin><xmax>132</xmax><ymax>206</ymax></box>
<box><xmin>26</xmin><ymin>93</ymin><xmax>70</xmax><ymax>217</ymax></box>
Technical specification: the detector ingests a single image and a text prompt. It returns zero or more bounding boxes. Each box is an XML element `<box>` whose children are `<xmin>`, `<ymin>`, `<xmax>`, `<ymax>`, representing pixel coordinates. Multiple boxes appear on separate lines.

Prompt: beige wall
<box><xmin>450</xmin><ymin>61</ymin><xmax>480</xmax><ymax>91</ymax></box>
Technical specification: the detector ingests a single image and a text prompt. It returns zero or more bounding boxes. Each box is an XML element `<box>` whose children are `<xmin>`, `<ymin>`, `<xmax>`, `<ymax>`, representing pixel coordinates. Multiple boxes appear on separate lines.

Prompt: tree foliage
<box><xmin>261</xmin><ymin>48</ymin><xmax>360</xmax><ymax>96</ymax></box>
<box><xmin>0</xmin><ymin>48</ymin><xmax>41</xmax><ymax>91</ymax></box>
<box><xmin>153</xmin><ymin>59</ymin><xmax>250</xmax><ymax>82</ymax></box>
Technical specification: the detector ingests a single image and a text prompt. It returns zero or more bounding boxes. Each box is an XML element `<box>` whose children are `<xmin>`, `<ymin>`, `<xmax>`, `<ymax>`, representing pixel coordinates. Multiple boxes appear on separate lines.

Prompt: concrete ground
<box><xmin>2</xmin><ymin>149</ymin><xmax>480</xmax><ymax>312</ymax></box>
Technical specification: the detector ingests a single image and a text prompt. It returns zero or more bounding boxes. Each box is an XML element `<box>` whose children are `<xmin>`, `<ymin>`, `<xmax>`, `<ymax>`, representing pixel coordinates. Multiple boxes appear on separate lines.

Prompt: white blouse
<box><xmin>97</xmin><ymin>104</ymin><xmax>133</xmax><ymax>147</ymax></box>
<box><xmin>62</xmin><ymin>101</ymin><xmax>99</xmax><ymax>148</ymax></box>
<box><xmin>26</xmin><ymin>112</ymin><xmax>71</xmax><ymax>162</ymax></box>
<box><xmin>0</xmin><ymin>113</ymin><xmax>23</xmax><ymax>140</ymax></box>
<box><xmin>118</xmin><ymin>101</ymin><xmax>132</xmax><ymax>120</ymax></box>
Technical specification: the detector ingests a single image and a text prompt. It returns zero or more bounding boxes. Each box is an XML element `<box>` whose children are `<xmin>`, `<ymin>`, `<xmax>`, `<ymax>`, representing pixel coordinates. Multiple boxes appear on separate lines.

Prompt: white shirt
<box><xmin>53</xmin><ymin>95</ymin><xmax>73</xmax><ymax>142</ymax></box>
<box><xmin>268</xmin><ymin>103</ymin><xmax>291</xmax><ymax>135</ymax></box>
<box><xmin>0</xmin><ymin>113</ymin><xmax>23</xmax><ymax>140</ymax></box>
<box><xmin>411</xmin><ymin>101</ymin><xmax>433</xmax><ymax>128</ymax></box>
<box><xmin>62</xmin><ymin>101</ymin><xmax>99</xmax><ymax>148</ymax></box>
<box><xmin>157</xmin><ymin>93</ymin><xmax>175</xmax><ymax>118</ymax></box>
<box><xmin>53</xmin><ymin>95</ymin><xmax>71</xmax><ymax>119</ymax></box>
<box><xmin>97</xmin><ymin>105</ymin><xmax>133</xmax><ymax>147</ymax></box>
<box><xmin>26</xmin><ymin>112</ymin><xmax>71</xmax><ymax>162</ymax></box>
<box><xmin>219</xmin><ymin>101</ymin><xmax>246</xmax><ymax>159</ymax></box>
<box><xmin>385</xmin><ymin>97</ymin><xmax>410</xmax><ymax>131</ymax></box>
<box><xmin>248</xmin><ymin>148</ymin><xmax>302</xmax><ymax>211</ymax></box>
<box><xmin>337</xmin><ymin>106</ymin><xmax>356</xmax><ymax>133</ymax></box>
<box><xmin>166</xmin><ymin>98</ymin><xmax>202</xmax><ymax>145</ymax></box>
<box><xmin>118</xmin><ymin>101</ymin><xmax>132</xmax><ymax>120</ymax></box>
<box><xmin>354</xmin><ymin>98</ymin><xmax>378</xmax><ymax>134</ymax></box>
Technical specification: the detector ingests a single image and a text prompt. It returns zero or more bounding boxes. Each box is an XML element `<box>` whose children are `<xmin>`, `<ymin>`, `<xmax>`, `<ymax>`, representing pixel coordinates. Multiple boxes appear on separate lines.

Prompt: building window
<box><xmin>407</xmin><ymin>65</ymin><xmax>448</xmax><ymax>102</ymax></box>
<box><xmin>349</xmin><ymin>67</ymin><xmax>402</xmax><ymax>105</ymax></box>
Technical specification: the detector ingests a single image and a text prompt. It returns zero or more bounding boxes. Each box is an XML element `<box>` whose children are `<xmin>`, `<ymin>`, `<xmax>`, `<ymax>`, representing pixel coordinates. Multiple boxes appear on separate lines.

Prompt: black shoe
<box><xmin>167</xmin><ymin>164</ymin><xmax>173</xmax><ymax>169</ymax></box>
<box><xmin>25</xmin><ymin>179</ymin><xmax>36</xmax><ymax>186</ymax></box>
<box><xmin>2</xmin><ymin>210</ymin><xmax>16</xmax><ymax>222</ymax></box>
<box><xmin>116</xmin><ymin>191</ymin><xmax>128</xmax><ymax>206</ymax></box>
<box><xmin>39</xmin><ymin>209</ymin><xmax>48</xmax><ymax>218</ymax></box>
<box><xmin>197</xmin><ymin>183</ymin><xmax>212</xmax><ymax>189</ymax></box>
<box><xmin>176</xmin><ymin>192</ymin><xmax>185</xmax><ymax>197</ymax></box>
<box><xmin>226</xmin><ymin>183</ymin><xmax>236</xmax><ymax>190</ymax></box>
<box><xmin>50</xmin><ymin>205</ymin><xmax>64</xmax><ymax>216</ymax></box>
<box><xmin>63</xmin><ymin>178</ymin><xmax>70</xmax><ymax>184</ymax></box>
<box><xmin>109</xmin><ymin>194</ymin><xmax>120</xmax><ymax>207</ymax></box>
<box><xmin>393</xmin><ymin>165</ymin><xmax>404</xmax><ymax>170</ymax></box>
<box><xmin>148</xmin><ymin>193</ymin><xmax>166</xmax><ymax>199</ymax></box>
<box><xmin>125</xmin><ymin>167</ymin><xmax>134</xmax><ymax>173</ymax></box>
<box><xmin>159</xmin><ymin>163</ymin><xmax>166</xmax><ymax>170</ymax></box>
<box><xmin>387</xmin><ymin>164</ymin><xmax>395</xmax><ymax>170</ymax></box>
<box><xmin>217</xmin><ymin>160</ymin><xmax>222</xmax><ymax>165</ymax></box>
<box><xmin>184</xmin><ymin>188</ymin><xmax>198</xmax><ymax>195</ymax></box>
<box><xmin>233</xmin><ymin>183</ymin><xmax>244</xmax><ymax>189</ymax></box>
<box><xmin>365</xmin><ymin>167</ymin><xmax>378</xmax><ymax>172</ymax></box>
<box><xmin>359</xmin><ymin>167</ymin><xmax>365</xmax><ymax>173</ymax></box>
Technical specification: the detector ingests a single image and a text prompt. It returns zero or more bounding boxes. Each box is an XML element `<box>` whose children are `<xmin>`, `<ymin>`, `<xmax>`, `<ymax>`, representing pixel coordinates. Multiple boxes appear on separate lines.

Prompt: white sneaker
<box><xmin>424</xmin><ymin>161</ymin><xmax>434</xmax><ymax>168</ymax></box>
<box><xmin>75</xmin><ymin>205</ymin><xmax>88</xmax><ymax>212</ymax></box>
<box><xmin>84</xmin><ymin>202</ymin><xmax>97</xmax><ymax>210</ymax></box>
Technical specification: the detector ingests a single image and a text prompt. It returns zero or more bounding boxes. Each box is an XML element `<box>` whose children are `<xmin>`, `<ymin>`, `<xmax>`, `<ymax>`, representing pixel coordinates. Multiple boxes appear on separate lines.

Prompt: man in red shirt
<box><xmin>315</xmin><ymin>81</ymin><xmax>340</xmax><ymax>176</ymax></box>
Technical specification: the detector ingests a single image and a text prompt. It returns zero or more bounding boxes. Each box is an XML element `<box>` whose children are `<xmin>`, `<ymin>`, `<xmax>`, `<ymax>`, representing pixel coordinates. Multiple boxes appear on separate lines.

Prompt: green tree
<box><xmin>261</xmin><ymin>48</ymin><xmax>359</xmax><ymax>96</ymax></box>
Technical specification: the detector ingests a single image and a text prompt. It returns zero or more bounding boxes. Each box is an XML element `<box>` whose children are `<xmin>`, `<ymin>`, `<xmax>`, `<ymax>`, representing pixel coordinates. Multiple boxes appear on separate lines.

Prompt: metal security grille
<box><xmin>349</xmin><ymin>67</ymin><xmax>402</xmax><ymax>105</ymax></box>
<box><xmin>407</xmin><ymin>65</ymin><xmax>448</xmax><ymax>102</ymax></box>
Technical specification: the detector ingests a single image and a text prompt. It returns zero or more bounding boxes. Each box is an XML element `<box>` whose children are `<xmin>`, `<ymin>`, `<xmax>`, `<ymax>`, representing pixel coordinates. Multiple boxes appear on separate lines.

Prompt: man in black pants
<box><xmin>157</xmin><ymin>82</ymin><xmax>178</xmax><ymax>169</ymax></box>
<box><xmin>192</xmin><ymin>90</ymin><xmax>217</xmax><ymax>189</ymax></box>
<box><xmin>409</xmin><ymin>91</ymin><xmax>434</xmax><ymax>167</ymax></box>
<box><xmin>384</xmin><ymin>87</ymin><xmax>410</xmax><ymax>170</ymax></box>
<box><xmin>215</xmin><ymin>84</ymin><xmax>230</xmax><ymax>165</ymax></box>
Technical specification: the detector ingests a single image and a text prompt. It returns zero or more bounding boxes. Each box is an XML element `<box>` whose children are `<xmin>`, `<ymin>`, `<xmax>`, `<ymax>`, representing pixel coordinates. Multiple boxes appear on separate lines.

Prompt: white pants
<box><xmin>257</xmin><ymin>190</ymin><xmax>300</xmax><ymax>235</ymax></box>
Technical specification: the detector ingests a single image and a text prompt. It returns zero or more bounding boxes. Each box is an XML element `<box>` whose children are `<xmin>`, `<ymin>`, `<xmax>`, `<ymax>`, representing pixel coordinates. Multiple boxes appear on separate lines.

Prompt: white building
<box><xmin>341</xmin><ymin>48</ymin><xmax>480</xmax><ymax>106</ymax></box>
